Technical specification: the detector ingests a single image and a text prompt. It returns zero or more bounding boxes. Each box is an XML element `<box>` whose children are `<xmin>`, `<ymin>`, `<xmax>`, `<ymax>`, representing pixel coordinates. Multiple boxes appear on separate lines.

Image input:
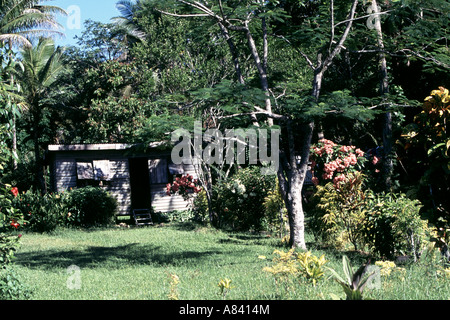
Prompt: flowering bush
<box><xmin>0</xmin><ymin>185</ymin><xmax>24</xmax><ymax>268</ymax></box>
<box><xmin>310</xmin><ymin>139</ymin><xmax>366</xmax><ymax>188</ymax></box>
<box><xmin>401</xmin><ymin>87</ymin><xmax>450</xmax><ymax>243</ymax></box>
<box><xmin>13</xmin><ymin>190</ymin><xmax>71</xmax><ymax>233</ymax></box>
<box><xmin>166</xmin><ymin>174</ymin><xmax>202</xmax><ymax>201</ymax></box>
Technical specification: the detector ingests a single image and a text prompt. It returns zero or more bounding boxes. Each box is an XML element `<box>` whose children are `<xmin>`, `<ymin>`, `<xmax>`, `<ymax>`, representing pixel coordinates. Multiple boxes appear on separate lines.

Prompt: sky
<box><xmin>47</xmin><ymin>0</ymin><xmax>121</xmax><ymax>47</ymax></box>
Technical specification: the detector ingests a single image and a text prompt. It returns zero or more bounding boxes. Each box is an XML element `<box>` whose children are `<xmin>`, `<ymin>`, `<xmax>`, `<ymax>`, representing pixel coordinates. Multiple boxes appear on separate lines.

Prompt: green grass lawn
<box><xmin>11</xmin><ymin>222</ymin><xmax>450</xmax><ymax>300</ymax></box>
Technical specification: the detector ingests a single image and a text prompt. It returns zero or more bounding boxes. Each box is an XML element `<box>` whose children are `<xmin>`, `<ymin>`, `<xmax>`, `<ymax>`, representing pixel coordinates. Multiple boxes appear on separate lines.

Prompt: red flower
<box><xmin>10</xmin><ymin>187</ymin><xmax>19</xmax><ymax>197</ymax></box>
<box><xmin>10</xmin><ymin>220</ymin><xmax>20</xmax><ymax>229</ymax></box>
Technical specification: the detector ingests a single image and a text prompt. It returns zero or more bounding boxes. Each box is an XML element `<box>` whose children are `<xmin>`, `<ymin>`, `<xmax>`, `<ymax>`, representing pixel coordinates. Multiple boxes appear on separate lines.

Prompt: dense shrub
<box><xmin>263</xmin><ymin>182</ymin><xmax>288</xmax><ymax>236</ymax></box>
<box><xmin>1</xmin><ymin>185</ymin><xmax>25</xmax><ymax>267</ymax></box>
<box><xmin>307</xmin><ymin>172</ymin><xmax>368</xmax><ymax>250</ymax></box>
<box><xmin>363</xmin><ymin>192</ymin><xmax>430</xmax><ymax>260</ymax></box>
<box><xmin>13</xmin><ymin>190</ymin><xmax>70</xmax><ymax>233</ymax></box>
<box><xmin>213</xmin><ymin>166</ymin><xmax>276</xmax><ymax>231</ymax></box>
<box><xmin>0</xmin><ymin>266</ymin><xmax>32</xmax><ymax>300</ymax></box>
<box><xmin>68</xmin><ymin>186</ymin><xmax>118</xmax><ymax>227</ymax></box>
<box><xmin>192</xmin><ymin>190</ymin><xmax>209</xmax><ymax>223</ymax></box>
<box><xmin>307</xmin><ymin>177</ymin><xmax>429</xmax><ymax>259</ymax></box>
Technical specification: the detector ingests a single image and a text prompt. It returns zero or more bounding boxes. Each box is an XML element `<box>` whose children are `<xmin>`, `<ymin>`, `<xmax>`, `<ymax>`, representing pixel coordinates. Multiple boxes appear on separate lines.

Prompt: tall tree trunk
<box><xmin>371</xmin><ymin>0</ymin><xmax>393</xmax><ymax>190</ymax></box>
<box><xmin>12</xmin><ymin>114</ymin><xmax>17</xmax><ymax>170</ymax></box>
<box><xmin>8</xmin><ymin>40</ymin><xmax>18</xmax><ymax>171</ymax></box>
<box><xmin>279</xmin><ymin>0</ymin><xmax>358</xmax><ymax>249</ymax></box>
<box><xmin>218</xmin><ymin>22</ymin><xmax>245</xmax><ymax>85</ymax></box>
<box><xmin>278</xmin><ymin>120</ymin><xmax>314</xmax><ymax>250</ymax></box>
<box><xmin>32</xmin><ymin>107</ymin><xmax>47</xmax><ymax>194</ymax></box>
<box><xmin>244</xmin><ymin>21</ymin><xmax>273</xmax><ymax>126</ymax></box>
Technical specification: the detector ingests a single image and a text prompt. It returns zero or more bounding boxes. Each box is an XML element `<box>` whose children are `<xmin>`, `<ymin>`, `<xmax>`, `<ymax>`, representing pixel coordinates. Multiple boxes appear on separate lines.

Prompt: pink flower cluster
<box><xmin>333</xmin><ymin>174</ymin><xmax>347</xmax><ymax>187</ymax></box>
<box><xmin>312</xmin><ymin>139</ymin><xmax>337</xmax><ymax>157</ymax></box>
<box><xmin>310</xmin><ymin>139</ymin><xmax>366</xmax><ymax>188</ymax></box>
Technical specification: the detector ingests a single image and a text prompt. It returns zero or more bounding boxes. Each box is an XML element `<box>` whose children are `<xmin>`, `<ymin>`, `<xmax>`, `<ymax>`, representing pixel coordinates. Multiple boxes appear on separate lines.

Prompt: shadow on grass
<box><xmin>15</xmin><ymin>243</ymin><xmax>230</xmax><ymax>270</ymax></box>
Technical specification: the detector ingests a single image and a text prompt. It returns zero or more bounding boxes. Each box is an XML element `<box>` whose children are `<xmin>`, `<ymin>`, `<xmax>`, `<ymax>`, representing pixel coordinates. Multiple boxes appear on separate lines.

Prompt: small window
<box><xmin>149</xmin><ymin>158</ymin><xmax>169</xmax><ymax>184</ymax></box>
<box><xmin>76</xmin><ymin>160</ymin><xmax>112</xmax><ymax>188</ymax></box>
<box><xmin>77</xmin><ymin>162</ymin><xmax>94</xmax><ymax>180</ymax></box>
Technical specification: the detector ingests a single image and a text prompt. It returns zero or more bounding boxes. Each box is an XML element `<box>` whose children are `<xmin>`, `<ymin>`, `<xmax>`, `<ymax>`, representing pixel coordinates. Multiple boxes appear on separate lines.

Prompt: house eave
<box><xmin>47</xmin><ymin>142</ymin><xmax>166</xmax><ymax>152</ymax></box>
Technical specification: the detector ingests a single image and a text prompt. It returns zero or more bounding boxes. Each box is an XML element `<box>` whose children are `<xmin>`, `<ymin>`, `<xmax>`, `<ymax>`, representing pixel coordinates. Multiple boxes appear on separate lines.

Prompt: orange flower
<box><xmin>10</xmin><ymin>187</ymin><xmax>19</xmax><ymax>197</ymax></box>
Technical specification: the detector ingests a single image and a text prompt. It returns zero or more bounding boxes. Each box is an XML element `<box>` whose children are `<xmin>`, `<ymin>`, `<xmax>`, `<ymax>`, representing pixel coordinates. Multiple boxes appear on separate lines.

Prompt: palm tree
<box><xmin>0</xmin><ymin>0</ymin><xmax>66</xmax><ymax>48</ymax></box>
<box><xmin>111</xmin><ymin>0</ymin><xmax>147</xmax><ymax>53</ymax></box>
<box><xmin>1</xmin><ymin>0</ymin><xmax>66</xmax><ymax>171</ymax></box>
<box><xmin>17</xmin><ymin>37</ymin><xmax>66</xmax><ymax>193</ymax></box>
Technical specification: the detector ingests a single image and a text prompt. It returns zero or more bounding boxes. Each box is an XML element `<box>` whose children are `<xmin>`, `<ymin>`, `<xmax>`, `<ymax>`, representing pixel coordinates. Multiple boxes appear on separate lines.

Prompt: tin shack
<box><xmin>47</xmin><ymin>143</ymin><xmax>197</xmax><ymax>216</ymax></box>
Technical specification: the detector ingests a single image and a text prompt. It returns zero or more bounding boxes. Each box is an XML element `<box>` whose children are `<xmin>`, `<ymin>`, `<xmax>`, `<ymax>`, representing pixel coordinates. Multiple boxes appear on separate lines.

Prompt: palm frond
<box><xmin>115</xmin><ymin>0</ymin><xmax>139</xmax><ymax>21</ymax></box>
<box><xmin>111</xmin><ymin>0</ymin><xmax>147</xmax><ymax>42</ymax></box>
<box><xmin>0</xmin><ymin>0</ymin><xmax>65</xmax><ymax>48</ymax></box>
<box><xmin>33</xmin><ymin>5</ymin><xmax>67</xmax><ymax>16</ymax></box>
<box><xmin>0</xmin><ymin>33</ymin><xmax>31</xmax><ymax>47</ymax></box>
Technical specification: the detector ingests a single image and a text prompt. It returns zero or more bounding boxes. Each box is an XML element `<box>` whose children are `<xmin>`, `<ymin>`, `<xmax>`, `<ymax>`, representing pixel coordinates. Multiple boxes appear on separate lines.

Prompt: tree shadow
<box><xmin>15</xmin><ymin>243</ymin><xmax>229</xmax><ymax>270</ymax></box>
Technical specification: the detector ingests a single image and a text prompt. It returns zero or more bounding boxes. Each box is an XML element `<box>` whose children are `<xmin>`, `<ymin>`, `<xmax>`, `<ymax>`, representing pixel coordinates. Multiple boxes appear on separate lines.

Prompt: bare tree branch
<box><xmin>333</xmin><ymin>10</ymin><xmax>392</xmax><ymax>28</ymax></box>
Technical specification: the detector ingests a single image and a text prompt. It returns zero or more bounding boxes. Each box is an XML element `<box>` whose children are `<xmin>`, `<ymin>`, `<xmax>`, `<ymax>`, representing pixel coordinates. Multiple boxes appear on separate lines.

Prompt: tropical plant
<box><xmin>263</xmin><ymin>181</ymin><xmax>288</xmax><ymax>237</ymax></box>
<box><xmin>401</xmin><ymin>87</ymin><xmax>450</xmax><ymax>254</ymax></box>
<box><xmin>363</xmin><ymin>192</ymin><xmax>429</xmax><ymax>260</ymax></box>
<box><xmin>309</xmin><ymin>139</ymin><xmax>367</xmax><ymax>188</ymax></box>
<box><xmin>217</xmin><ymin>278</ymin><xmax>234</xmax><ymax>300</ymax></box>
<box><xmin>0</xmin><ymin>265</ymin><xmax>31</xmax><ymax>299</ymax></box>
<box><xmin>328</xmin><ymin>255</ymin><xmax>375</xmax><ymax>300</ymax></box>
<box><xmin>263</xmin><ymin>248</ymin><xmax>298</xmax><ymax>297</ymax></box>
<box><xmin>0</xmin><ymin>185</ymin><xmax>24</xmax><ymax>267</ymax></box>
<box><xmin>308</xmin><ymin>172</ymin><xmax>369</xmax><ymax>251</ymax></box>
<box><xmin>296</xmin><ymin>251</ymin><xmax>328</xmax><ymax>287</ymax></box>
<box><xmin>167</xmin><ymin>273</ymin><xmax>180</xmax><ymax>300</ymax></box>
<box><xmin>0</xmin><ymin>0</ymin><xmax>66</xmax><ymax>48</ymax></box>
<box><xmin>16</xmin><ymin>37</ymin><xmax>67</xmax><ymax>193</ymax></box>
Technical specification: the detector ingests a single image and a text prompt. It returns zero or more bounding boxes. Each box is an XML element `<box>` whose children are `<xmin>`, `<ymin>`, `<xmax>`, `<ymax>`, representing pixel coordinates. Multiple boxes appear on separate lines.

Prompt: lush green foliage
<box><xmin>68</xmin><ymin>187</ymin><xmax>118</xmax><ymax>227</ymax></box>
<box><xmin>12</xmin><ymin>187</ymin><xmax>118</xmax><ymax>231</ymax></box>
<box><xmin>363</xmin><ymin>192</ymin><xmax>429</xmax><ymax>260</ymax></box>
<box><xmin>308</xmin><ymin>173</ymin><xmax>369</xmax><ymax>251</ymax></box>
<box><xmin>13</xmin><ymin>190</ymin><xmax>70</xmax><ymax>233</ymax></box>
<box><xmin>402</xmin><ymin>87</ymin><xmax>450</xmax><ymax>225</ymax></box>
<box><xmin>0</xmin><ymin>265</ymin><xmax>31</xmax><ymax>300</ymax></box>
<box><xmin>212</xmin><ymin>166</ymin><xmax>277</xmax><ymax>231</ymax></box>
<box><xmin>0</xmin><ymin>0</ymin><xmax>65</xmax><ymax>48</ymax></box>
<box><xmin>308</xmin><ymin>180</ymin><xmax>430</xmax><ymax>259</ymax></box>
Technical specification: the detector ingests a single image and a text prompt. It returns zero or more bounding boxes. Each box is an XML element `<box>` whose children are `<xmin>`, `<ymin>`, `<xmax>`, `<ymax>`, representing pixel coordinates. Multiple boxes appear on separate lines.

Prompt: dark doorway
<box><xmin>129</xmin><ymin>158</ymin><xmax>151</xmax><ymax>209</ymax></box>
